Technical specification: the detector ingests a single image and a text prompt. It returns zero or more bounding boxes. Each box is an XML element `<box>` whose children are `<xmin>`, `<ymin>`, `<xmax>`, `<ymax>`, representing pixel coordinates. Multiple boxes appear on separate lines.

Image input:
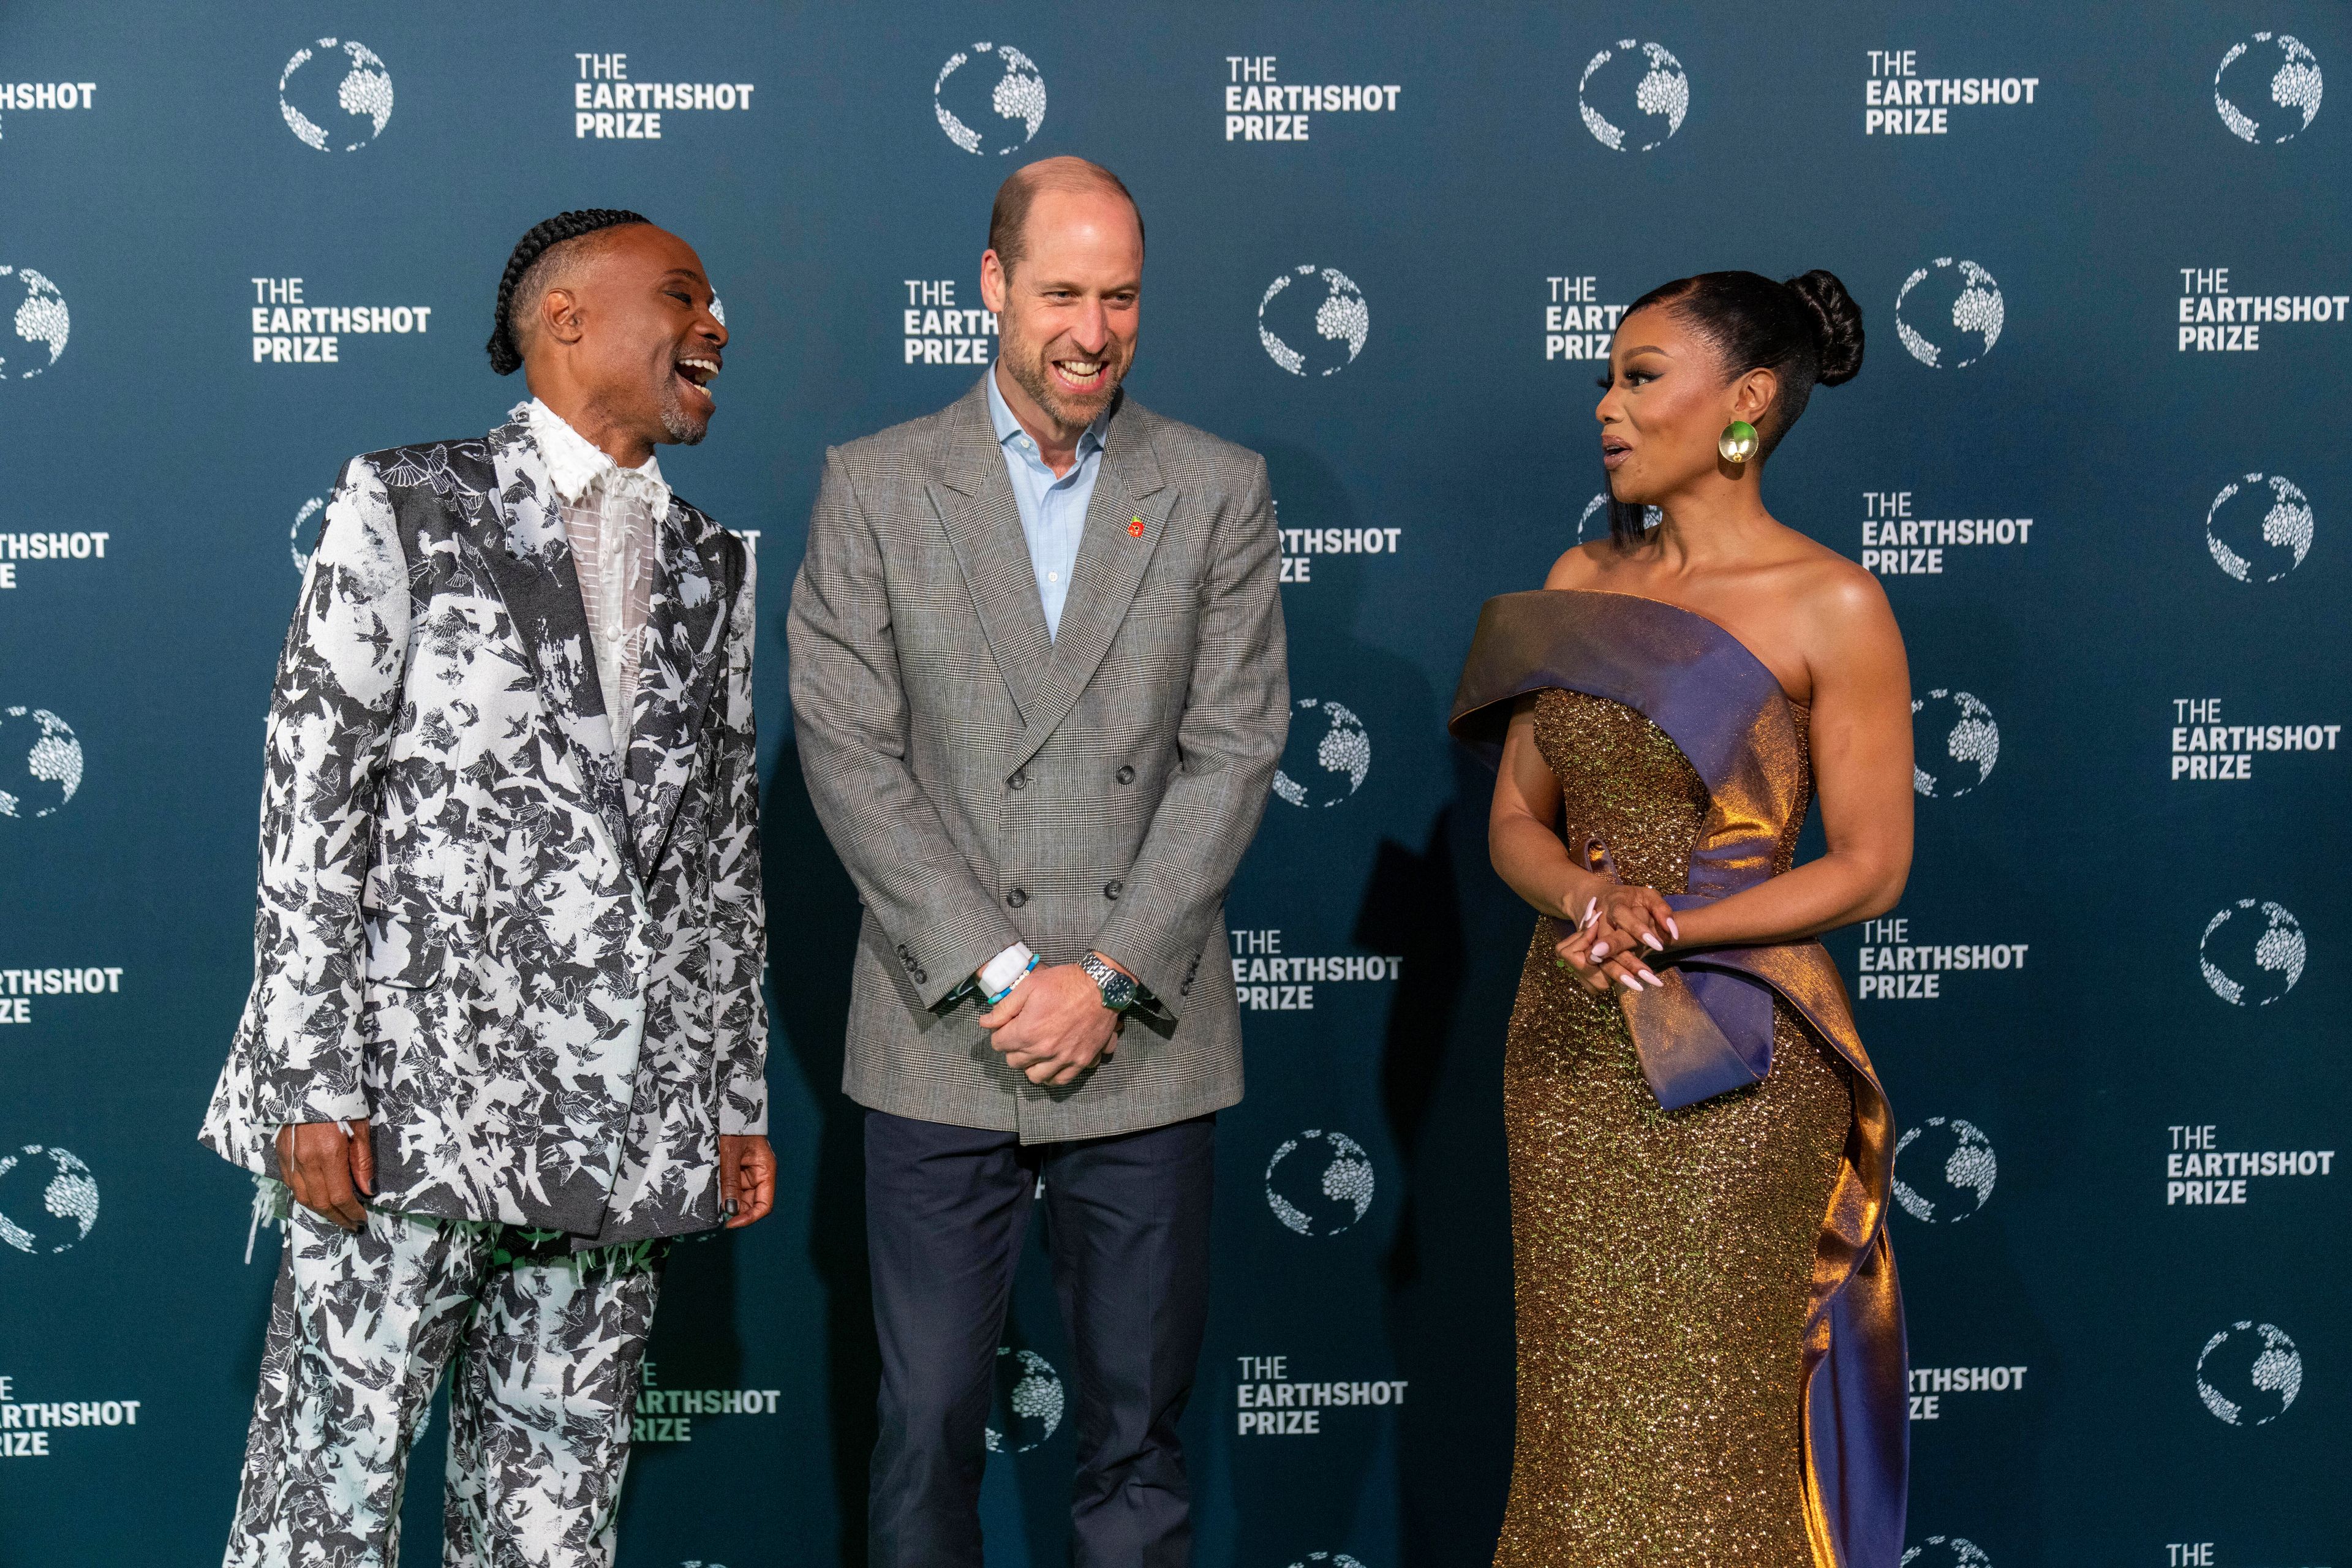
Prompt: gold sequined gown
<box><xmin>1494</xmin><ymin>687</ymin><xmax>1853</xmax><ymax>1567</ymax></box>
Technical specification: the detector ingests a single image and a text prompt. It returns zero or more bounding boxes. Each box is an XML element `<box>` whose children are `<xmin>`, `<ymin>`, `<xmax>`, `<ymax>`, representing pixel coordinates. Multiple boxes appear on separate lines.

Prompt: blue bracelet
<box><xmin>982</xmin><ymin>952</ymin><xmax>1039</xmax><ymax>1007</ymax></box>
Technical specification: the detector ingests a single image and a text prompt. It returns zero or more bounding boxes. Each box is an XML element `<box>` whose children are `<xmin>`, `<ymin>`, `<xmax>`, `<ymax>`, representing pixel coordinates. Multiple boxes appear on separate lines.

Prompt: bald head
<box><xmin>987</xmin><ymin>156</ymin><xmax>1144</xmax><ymax>281</ymax></box>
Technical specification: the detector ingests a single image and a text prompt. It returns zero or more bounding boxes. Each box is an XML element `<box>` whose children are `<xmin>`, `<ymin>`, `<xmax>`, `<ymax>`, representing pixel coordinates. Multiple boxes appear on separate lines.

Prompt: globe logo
<box><xmin>1901</xmin><ymin>1539</ymin><xmax>1993</xmax><ymax>1568</ymax></box>
<box><xmin>1265</xmin><ymin>1129</ymin><xmax>1376</xmax><ymax>1237</ymax></box>
<box><xmin>1259</xmin><ymin>266</ymin><xmax>1371</xmax><ymax>378</ymax></box>
<box><xmin>1272</xmin><ymin>698</ymin><xmax>1371</xmax><ymax>808</ymax></box>
<box><xmin>1910</xmin><ymin>690</ymin><xmax>1999</xmax><ymax>798</ymax></box>
<box><xmin>2199</xmin><ymin>899</ymin><xmax>2306</xmax><ymax>1007</ymax></box>
<box><xmin>1578</xmin><ymin>492</ymin><xmax>1661</xmax><ymax>544</ymax></box>
<box><xmin>934</xmin><ymin>43</ymin><xmax>1046</xmax><ymax>156</ymax></box>
<box><xmin>0</xmin><ymin>1145</ymin><xmax>100</xmax><ymax>1255</ymax></box>
<box><xmin>2214</xmin><ymin>34</ymin><xmax>2323</xmax><ymax>145</ymax></box>
<box><xmin>1289</xmin><ymin>1556</ymin><xmax>1371</xmax><ymax>1568</ymax></box>
<box><xmin>291</xmin><ymin>496</ymin><xmax>325</xmax><ymax>574</ymax></box>
<box><xmin>2196</xmin><ymin>1321</ymin><xmax>2303</xmax><ymax>1426</ymax></box>
<box><xmin>0</xmin><ymin>706</ymin><xmax>85</xmax><ymax>820</ymax></box>
<box><xmin>2206</xmin><ymin>473</ymin><xmax>2314</xmax><ymax>584</ymax></box>
<box><xmin>1577</xmin><ymin>40</ymin><xmax>1690</xmax><ymax>152</ymax></box>
<box><xmin>279</xmin><ymin>39</ymin><xmax>393</xmax><ymax>153</ymax></box>
<box><xmin>984</xmin><ymin>1346</ymin><xmax>1065</xmax><ymax>1453</ymax></box>
<box><xmin>1892</xmin><ymin>1117</ymin><xmax>1997</xmax><ymax>1224</ymax></box>
<box><xmin>1896</xmin><ymin>259</ymin><xmax>2004</xmax><ymax>369</ymax></box>
<box><xmin>1</xmin><ymin>263</ymin><xmax>70</xmax><ymax>380</ymax></box>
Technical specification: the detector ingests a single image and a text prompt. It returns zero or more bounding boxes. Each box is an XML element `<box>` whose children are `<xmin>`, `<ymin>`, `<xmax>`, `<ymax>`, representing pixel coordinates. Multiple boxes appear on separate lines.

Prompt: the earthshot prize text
<box><xmin>1233</xmin><ymin>1357</ymin><xmax>1408</xmax><ymax>1436</ymax></box>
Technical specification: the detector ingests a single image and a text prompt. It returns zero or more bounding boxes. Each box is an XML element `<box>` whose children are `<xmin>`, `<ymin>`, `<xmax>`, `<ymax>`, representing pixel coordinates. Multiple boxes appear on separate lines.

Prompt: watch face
<box><xmin>1091</xmin><ymin>960</ymin><xmax>1136</xmax><ymax>1009</ymax></box>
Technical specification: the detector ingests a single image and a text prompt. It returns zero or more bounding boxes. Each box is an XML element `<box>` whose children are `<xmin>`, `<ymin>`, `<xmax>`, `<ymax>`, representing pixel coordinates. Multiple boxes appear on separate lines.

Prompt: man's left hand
<box><xmin>978</xmin><ymin>961</ymin><xmax>1125</xmax><ymax>1086</ymax></box>
<box><xmin>717</xmin><ymin>1134</ymin><xmax>777</xmax><ymax>1228</ymax></box>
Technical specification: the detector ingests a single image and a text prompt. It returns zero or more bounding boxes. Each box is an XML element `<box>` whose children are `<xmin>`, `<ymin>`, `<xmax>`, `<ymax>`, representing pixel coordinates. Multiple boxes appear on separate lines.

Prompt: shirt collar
<box><xmin>984</xmin><ymin>371</ymin><xmax>1107</xmax><ymax>470</ymax></box>
<box><xmin>523</xmin><ymin>399</ymin><xmax>669</xmax><ymax>512</ymax></box>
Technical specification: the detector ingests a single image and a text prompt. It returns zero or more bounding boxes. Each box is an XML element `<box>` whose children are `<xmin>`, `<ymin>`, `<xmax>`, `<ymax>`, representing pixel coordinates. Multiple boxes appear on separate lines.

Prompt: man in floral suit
<box><xmin>200</xmin><ymin>209</ymin><xmax>772</xmax><ymax>1567</ymax></box>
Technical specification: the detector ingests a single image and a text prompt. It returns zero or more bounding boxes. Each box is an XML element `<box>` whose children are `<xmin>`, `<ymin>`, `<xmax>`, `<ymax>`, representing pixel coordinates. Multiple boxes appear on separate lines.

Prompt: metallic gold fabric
<box><xmin>1494</xmin><ymin>689</ymin><xmax>1851</xmax><ymax>1567</ymax></box>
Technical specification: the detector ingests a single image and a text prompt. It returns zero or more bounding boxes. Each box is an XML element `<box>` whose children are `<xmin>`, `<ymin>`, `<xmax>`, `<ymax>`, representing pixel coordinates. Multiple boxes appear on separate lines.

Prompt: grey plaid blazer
<box><xmin>788</xmin><ymin>379</ymin><xmax>1287</xmax><ymax>1140</ymax></box>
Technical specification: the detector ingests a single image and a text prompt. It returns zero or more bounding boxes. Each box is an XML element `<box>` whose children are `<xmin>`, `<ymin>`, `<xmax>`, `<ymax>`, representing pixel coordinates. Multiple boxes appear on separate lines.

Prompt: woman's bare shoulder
<box><xmin>1543</xmin><ymin>539</ymin><xmax>1618</xmax><ymax>590</ymax></box>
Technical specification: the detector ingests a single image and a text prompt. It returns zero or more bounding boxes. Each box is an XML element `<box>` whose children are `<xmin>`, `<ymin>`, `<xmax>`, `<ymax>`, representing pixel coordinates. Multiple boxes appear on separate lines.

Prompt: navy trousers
<box><xmin>864</xmin><ymin>1109</ymin><xmax>1215</xmax><ymax>1568</ymax></box>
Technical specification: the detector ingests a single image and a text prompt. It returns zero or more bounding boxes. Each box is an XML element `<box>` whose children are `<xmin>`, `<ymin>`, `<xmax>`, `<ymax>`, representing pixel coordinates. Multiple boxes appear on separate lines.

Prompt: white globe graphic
<box><xmin>1</xmin><ymin>264</ymin><xmax>70</xmax><ymax>380</ymax></box>
<box><xmin>1578</xmin><ymin>491</ymin><xmax>1661</xmax><ymax>544</ymax></box>
<box><xmin>1901</xmin><ymin>1540</ymin><xmax>1993</xmax><ymax>1568</ymax></box>
<box><xmin>279</xmin><ymin>39</ymin><xmax>393</xmax><ymax>152</ymax></box>
<box><xmin>1259</xmin><ymin>266</ymin><xmax>1371</xmax><ymax>377</ymax></box>
<box><xmin>1265</xmin><ymin>1129</ymin><xmax>1376</xmax><ymax>1236</ymax></box>
<box><xmin>1272</xmin><ymin>698</ymin><xmax>1371</xmax><ymax>808</ymax></box>
<box><xmin>2215</xmin><ymin>34</ymin><xmax>2323</xmax><ymax>144</ymax></box>
<box><xmin>1578</xmin><ymin>40</ymin><xmax>1690</xmax><ymax>151</ymax></box>
<box><xmin>0</xmin><ymin>706</ymin><xmax>85</xmax><ymax>820</ymax></box>
<box><xmin>1910</xmin><ymin>690</ymin><xmax>1999</xmax><ymax>798</ymax></box>
<box><xmin>1289</xmin><ymin>1556</ymin><xmax>1371</xmax><ymax>1568</ymax></box>
<box><xmin>2199</xmin><ymin>900</ymin><xmax>2306</xmax><ymax>1006</ymax></box>
<box><xmin>2197</xmin><ymin>1321</ymin><xmax>2303</xmax><ymax>1425</ymax></box>
<box><xmin>2206</xmin><ymin>473</ymin><xmax>2313</xmax><ymax>584</ymax></box>
<box><xmin>291</xmin><ymin>496</ymin><xmax>326</xmax><ymax>574</ymax></box>
<box><xmin>1895</xmin><ymin>259</ymin><xmax>2004</xmax><ymax>369</ymax></box>
<box><xmin>984</xmin><ymin>1347</ymin><xmax>1065</xmax><ymax>1453</ymax></box>
<box><xmin>1892</xmin><ymin>1117</ymin><xmax>1996</xmax><ymax>1224</ymax></box>
<box><xmin>0</xmin><ymin>1145</ymin><xmax>100</xmax><ymax>1254</ymax></box>
<box><xmin>935</xmin><ymin>43</ymin><xmax>1046</xmax><ymax>156</ymax></box>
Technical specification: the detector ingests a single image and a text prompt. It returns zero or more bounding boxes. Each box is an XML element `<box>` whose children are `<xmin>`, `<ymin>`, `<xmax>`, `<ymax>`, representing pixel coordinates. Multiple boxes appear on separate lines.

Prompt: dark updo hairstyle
<box><xmin>1607</xmin><ymin>268</ymin><xmax>1863</xmax><ymax>545</ymax></box>
<box><xmin>485</xmin><ymin>208</ymin><xmax>649</xmax><ymax>375</ymax></box>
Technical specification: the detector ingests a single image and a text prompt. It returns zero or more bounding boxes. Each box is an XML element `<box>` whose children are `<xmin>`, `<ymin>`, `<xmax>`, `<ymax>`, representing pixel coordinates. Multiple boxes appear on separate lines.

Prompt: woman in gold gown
<box><xmin>1450</xmin><ymin>271</ymin><xmax>1915</xmax><ymax>1567</ymax></box>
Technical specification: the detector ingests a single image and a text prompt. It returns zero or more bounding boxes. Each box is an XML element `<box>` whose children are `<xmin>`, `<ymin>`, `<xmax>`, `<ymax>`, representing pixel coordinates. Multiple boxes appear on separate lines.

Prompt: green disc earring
<box><xmin>1718</xmin><ymin>420</ymin><xmax>1759</xmax><ymax>465</ymax></box>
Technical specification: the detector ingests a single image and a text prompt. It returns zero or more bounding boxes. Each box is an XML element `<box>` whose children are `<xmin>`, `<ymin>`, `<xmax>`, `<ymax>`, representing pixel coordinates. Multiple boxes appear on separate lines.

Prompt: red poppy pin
<box><xmin>1127</xmin><ymin>515</ymin><xmax>1146</xmax><ymax>538</ymax></box>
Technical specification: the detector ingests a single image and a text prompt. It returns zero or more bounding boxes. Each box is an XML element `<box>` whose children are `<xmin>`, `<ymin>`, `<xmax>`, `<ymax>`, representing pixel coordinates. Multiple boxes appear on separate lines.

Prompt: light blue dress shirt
<box><xmin>986</xmin><ymin>371</ymin><xmax>1107</xmax><ymax>641</ymax></box>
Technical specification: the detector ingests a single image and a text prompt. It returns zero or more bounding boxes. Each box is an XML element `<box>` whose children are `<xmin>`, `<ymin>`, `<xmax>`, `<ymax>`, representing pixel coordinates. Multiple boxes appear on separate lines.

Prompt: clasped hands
<box><xmin>978</xmin><ymin>957</ymin><xmax>1126</xmax><ymax>1087</ymax></box>
<box><xmin>1554</xmin><ymin>879</ymin><xmax>1684</xmax><ymax>997</ymax></box>
<box><xmin>273</xmin><ymin>1118</ymin><xmax>777</xmax><ymax>1233</ymax></box>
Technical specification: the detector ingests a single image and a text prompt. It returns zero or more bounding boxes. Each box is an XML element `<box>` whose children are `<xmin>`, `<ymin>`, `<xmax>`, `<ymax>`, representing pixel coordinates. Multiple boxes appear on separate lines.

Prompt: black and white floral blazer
<box><xmin>202</xmin><ymin>407</ymin><xmax>768</xmax><ymax>1244</ymax></box>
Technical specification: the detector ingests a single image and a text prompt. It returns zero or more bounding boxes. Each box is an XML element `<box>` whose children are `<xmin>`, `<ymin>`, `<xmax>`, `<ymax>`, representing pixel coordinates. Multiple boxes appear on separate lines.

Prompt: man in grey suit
<box><xmin>788</xmin><ymin>156</ymin><xmax>1287</xmax><ymax>1566</ymax></box>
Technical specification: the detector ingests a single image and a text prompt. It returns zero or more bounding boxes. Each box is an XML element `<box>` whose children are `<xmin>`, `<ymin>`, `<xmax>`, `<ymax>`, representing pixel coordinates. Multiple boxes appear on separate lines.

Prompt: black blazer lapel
<box><xmin>624</xmin><ymin>500</ymin><xmax>729</xmax><ymax>880</ymax></box>
<box><xmin>1009</xmin><ymin>402</ymin><xmax>1171</xmax><ymax>773</ymax></box>
<box><xmin>475</xmin><ymin>418</ymin><xmax>636</xmax><ymax>878</ymax></box>
<box><xmin>929</xmin><ymin>380</ymin><xmax>1054</xmax><ymax>725</ymax></box>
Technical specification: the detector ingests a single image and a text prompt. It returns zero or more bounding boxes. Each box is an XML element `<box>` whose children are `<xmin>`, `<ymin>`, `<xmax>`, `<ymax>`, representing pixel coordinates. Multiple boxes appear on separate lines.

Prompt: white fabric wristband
<box><xmin>977</xmin><ymin>942</ymin><xmax>1036</xmax><ymax>999</ymax></box>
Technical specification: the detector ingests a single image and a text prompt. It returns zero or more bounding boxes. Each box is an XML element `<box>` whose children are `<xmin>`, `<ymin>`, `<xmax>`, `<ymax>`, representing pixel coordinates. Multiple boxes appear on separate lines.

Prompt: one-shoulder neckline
<box><xmin>1545</xmin><ymin>587</ymin><xmax>1810</xmax><ymax>710</ymax></box>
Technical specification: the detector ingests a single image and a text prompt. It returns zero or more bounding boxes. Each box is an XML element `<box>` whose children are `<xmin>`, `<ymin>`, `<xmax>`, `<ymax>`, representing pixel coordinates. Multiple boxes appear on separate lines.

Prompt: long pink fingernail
<box><xmin>1641</xmin><ymin>932</ymin><xmax>1662</xmax><ymax>951</ymax></box>
<box><xmin>1640</xmin><ymin>969</ymin><xmax>1663</xmax><ymax>987</ymax></box>
<box><xmin>1618</xmin><ymin>973</ymin><xmax>1643</xmax><ymax>992</ymax></box>
<box><xmin>1591</xmin><ymin>941</ymin><xmax>1608</xmax><ymax>959</ymax></box>
<box><xmin>1667</xmin><ymin>917</ymin><xmax>1681</xmax><ymax>939</ymax></box>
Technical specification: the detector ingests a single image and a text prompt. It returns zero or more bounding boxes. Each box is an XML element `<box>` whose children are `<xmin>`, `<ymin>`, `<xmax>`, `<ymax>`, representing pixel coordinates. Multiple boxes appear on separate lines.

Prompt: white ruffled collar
<box><xmin>521</xmin><ymin>399</ymin><xmax>669</xmax><ymax>513</ymax></box>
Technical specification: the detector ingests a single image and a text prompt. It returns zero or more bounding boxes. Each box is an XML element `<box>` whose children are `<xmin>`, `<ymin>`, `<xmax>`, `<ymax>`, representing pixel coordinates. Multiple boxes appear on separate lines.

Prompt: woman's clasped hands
<box><xmin>1555</xmin><ymin>880</ymin><xmax>1683</xmax><ymax>995</ymax></box>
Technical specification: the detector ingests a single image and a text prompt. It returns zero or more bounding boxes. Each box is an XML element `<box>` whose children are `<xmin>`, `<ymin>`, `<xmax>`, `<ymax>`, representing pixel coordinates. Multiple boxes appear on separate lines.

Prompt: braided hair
<box><xmin>486</xmin><ymin>208</ymin><xmax>649</xmax><ymax>375</ymax></box>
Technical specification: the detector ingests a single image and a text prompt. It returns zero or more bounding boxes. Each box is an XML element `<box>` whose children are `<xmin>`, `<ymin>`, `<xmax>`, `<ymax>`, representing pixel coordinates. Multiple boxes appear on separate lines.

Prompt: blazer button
<box><xmin>1115</xmin><ymin>765</ymin><xmax>1135</xmax><ymax>785</ymax></box>
<box><xmin>1006</xmin><ymin>888</ymin><xmax>1028</xmax><ymax>908</ymax></box>
<box><xmin>1008</xmin><ymin>769</ymin><xmax>1028</xmax><ymax>791</ymax></box>
<box><xmin>914</xmin><ymin>968</ymin><xmax>928</xmax><ymax>985</ymax></box>
<box><xmin>1104</xmin><ymin>880</ymin><xmax>1123</xmax><ymax>900</ymax></box>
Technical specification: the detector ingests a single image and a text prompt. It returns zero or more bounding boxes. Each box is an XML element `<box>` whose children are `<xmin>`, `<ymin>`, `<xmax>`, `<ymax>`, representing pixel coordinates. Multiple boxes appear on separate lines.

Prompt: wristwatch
<box><xmin>1080</xmin><ymin>952</ymin><xmax>1139</xmax><ymax>1012</ymax></box>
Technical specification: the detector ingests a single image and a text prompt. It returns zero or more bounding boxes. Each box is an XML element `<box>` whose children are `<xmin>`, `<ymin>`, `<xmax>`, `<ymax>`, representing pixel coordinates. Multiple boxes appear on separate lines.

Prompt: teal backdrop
<box><xmin>1</xmin><ymin>4</ymin><xmax>2346</xmax><ymax>1566</ymax></box>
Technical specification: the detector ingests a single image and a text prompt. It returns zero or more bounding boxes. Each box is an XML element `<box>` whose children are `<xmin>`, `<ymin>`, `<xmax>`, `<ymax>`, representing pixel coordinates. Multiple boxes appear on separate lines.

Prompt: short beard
<box><xmin>1005</xmin><ymin>330</ymin><xmax>1123</xmax><ymax>433</ymax></box>
<box><xmin>658</xmin><ymin>379</ymin><xmax>710</xmax><ymax>445</ymax></box>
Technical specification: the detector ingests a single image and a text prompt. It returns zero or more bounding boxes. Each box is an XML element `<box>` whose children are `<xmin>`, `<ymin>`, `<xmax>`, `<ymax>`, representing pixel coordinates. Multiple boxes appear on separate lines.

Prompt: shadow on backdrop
<box><xmin>764</xmin><ymin>733</ymin><xmax>880</xmax><ymax>1566</ymax></box>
